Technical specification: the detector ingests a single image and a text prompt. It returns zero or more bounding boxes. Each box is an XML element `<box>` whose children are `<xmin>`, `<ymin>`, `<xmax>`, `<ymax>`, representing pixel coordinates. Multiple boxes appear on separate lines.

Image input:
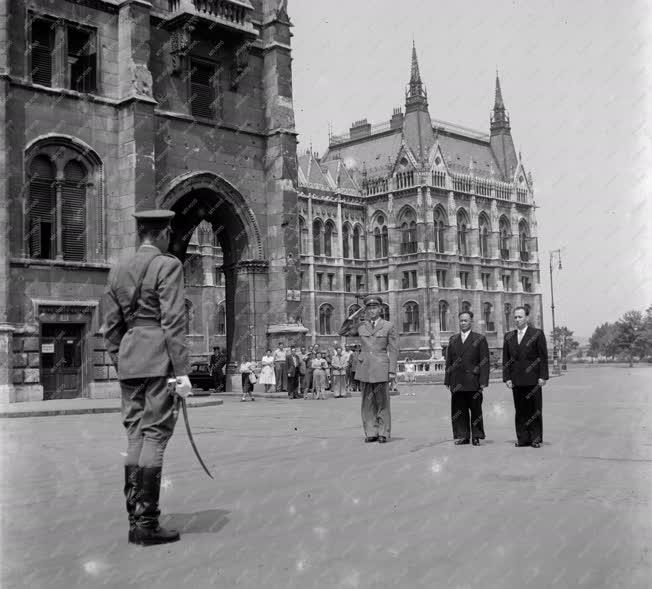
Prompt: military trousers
<box><xmin>121</xmin><ymin>376</ymin><xmax>178</xmax><ymax>468</ymax></box>
<box><xmin>360</xmin><ymin>381</ymin><xmax>391</xmax><ymax>438</ymax></box>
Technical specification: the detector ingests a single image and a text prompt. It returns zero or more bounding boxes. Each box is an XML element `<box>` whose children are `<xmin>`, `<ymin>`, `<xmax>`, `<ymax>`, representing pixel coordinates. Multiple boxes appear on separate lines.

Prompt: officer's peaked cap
<box><xmin>363</xmin><ymin>295</ymin><xmax>383</xmax><ymax>306</ymax></box>
<box><xmin>133</xmin><ymin>209</ymin><xmax>175</xmax><ymax>225</ymax></box>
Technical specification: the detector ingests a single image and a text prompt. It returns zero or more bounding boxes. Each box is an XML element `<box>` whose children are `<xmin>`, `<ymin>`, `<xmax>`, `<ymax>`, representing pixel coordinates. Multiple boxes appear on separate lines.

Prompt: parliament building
<box><xmin>0</xmin><ymin>0</ymin><xmax>542</xmax><ymax>402</ymax></box>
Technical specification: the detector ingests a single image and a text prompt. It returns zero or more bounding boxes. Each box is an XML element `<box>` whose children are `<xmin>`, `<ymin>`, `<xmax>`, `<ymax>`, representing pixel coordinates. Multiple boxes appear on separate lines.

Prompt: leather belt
<box><xmin>130</xmin><ymin>317</ymin><xmax>160</xmax><ymax>327</ymax></box>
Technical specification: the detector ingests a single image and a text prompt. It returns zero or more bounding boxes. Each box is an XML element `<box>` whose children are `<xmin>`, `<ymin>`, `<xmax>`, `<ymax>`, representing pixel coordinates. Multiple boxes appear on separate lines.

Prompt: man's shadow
<box><xmin>161</xmin><ymin>509</ymin><xmax>230</xmax><ymax>535</ymax></box>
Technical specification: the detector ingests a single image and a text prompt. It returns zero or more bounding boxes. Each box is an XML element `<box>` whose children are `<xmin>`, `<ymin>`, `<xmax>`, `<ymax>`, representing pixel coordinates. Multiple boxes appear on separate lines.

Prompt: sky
<box><xmin>288</xmin><ymin>0</ymin><xmax>652</xmax><ymax>339</ymax></box>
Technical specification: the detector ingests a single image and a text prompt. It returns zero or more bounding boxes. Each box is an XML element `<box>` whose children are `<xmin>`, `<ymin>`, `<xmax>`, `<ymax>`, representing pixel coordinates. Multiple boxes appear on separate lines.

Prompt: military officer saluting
<box><xmin>339</xmin><ymin>295</ymin><xmax>399</xmax><ymax>443</ymax></box>
<box><xmin>102</xmin><ymin>209</ymin><xmax>192</xmax><ymax>546</ymax></box>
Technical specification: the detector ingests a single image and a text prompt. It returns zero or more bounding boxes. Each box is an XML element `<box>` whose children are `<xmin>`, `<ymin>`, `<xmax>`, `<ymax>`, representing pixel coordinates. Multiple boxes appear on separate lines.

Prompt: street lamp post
<box><xmin>549</xmin><ymin>249</ymin><xmax>562</xmax><ymax>375</ymax></box>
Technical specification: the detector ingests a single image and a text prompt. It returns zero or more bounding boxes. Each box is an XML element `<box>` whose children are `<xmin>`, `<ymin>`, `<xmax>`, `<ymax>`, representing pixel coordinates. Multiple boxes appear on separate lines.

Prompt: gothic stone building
<box><xmin>296</xmin><ymin>46</ymin><xmax>543</xmax><ymax>364</ymax></box>
<box><xmin>0</xmin><ymin>0</ymin><xmax>303</xmax><ymax>402</ymax></box>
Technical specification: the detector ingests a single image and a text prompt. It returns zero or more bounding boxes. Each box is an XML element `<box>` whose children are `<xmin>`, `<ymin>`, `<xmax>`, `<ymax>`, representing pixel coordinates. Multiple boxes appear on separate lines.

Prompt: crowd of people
<box><xmin>235</xmin><ymin>342</ymin><xmax>365</xmax><ymax>402</ymax></box>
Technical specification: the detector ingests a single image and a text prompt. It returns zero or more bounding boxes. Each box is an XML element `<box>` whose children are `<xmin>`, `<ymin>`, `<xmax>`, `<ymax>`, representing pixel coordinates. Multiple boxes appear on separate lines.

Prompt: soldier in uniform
<box><xmin>102</xmin><ymin>209</ymin><xmax>192</xmax><ymax>545</ymax></box>
<box><xmin>339</xmin><ymin>295</ymin><xmax>398</xmax><ymax>443</ymax></box>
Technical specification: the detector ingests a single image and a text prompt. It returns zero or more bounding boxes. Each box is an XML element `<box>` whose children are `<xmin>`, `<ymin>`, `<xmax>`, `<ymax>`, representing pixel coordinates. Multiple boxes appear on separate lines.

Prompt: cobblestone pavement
<box><xmin>1</xmin><ymin>365</ymin><xmax>650</xmax><ymax>589</ymax></box>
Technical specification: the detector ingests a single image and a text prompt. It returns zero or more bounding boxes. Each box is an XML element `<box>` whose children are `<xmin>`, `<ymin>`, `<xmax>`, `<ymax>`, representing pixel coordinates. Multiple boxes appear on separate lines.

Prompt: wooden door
<box><xmin>41</xmin><ymin>324</ymin><xmax>84</xmax><ymax>400</ymax></box>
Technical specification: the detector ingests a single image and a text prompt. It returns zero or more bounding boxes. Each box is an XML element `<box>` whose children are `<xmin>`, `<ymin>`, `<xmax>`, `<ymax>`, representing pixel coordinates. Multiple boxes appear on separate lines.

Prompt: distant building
<box><xmin>296</xmin><ymin>44</ymin><xmax>543</xmax><ymax>361</ymax></box>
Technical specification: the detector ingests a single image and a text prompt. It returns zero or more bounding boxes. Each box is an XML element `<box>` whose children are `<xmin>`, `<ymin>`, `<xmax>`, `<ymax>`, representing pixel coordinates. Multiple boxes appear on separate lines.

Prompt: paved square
<box><xmin>1</xmin><ymin>365</ymin><xmax>651</xmax><ymax>589</ymax></box>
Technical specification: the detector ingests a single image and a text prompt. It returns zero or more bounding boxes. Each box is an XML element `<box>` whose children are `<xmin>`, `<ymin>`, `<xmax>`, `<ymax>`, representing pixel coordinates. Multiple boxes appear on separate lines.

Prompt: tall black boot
<box><xmin>132</xmin><ymin>467</ymin><xmax>180</xmax><ymax>546</ymax></box>
<box><xmin>124</xmin><ymin>465</ymin><xmax>141</xmax><ymax>543</ymax></box>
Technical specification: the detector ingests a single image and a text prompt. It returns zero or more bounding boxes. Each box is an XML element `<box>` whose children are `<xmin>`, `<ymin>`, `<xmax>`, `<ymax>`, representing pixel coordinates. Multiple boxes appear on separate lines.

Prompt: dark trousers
<box><xmin>287</xmin><ymin>374</ymin><xmax>299</xmax><ymax>397</ymax></box>
<box><xmin>213</xmin><ymin>368</ymin><xmax>224</xmax><ymax>391</ymax></box>
<box><xmin>513</xmin><ymin>385</ymin><xmax>543</xmax><ymax>444</ymax></box>
<box><xmin>274</xmin><ymin>361</ymin><xmax>286</xmax><ymax>391</ymax></box>
<box><xmin>361</xmin><ymin>381</ymin><xmax>391</xmax><ymax>438</ymax></box>
<box><xmin>451</xmin><ymin>389</ymin><xmax>485</xmax><ymax>440</ymax></box>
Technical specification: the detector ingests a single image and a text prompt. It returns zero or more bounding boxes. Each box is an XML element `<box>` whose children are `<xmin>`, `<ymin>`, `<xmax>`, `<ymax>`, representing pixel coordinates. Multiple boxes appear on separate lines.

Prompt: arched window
<box><xmin>313</xmin><ymin>219</ymin><xmax>322</xmax><ymax>256</ymax></box>
<box><xmin>434</xmin><ymin>207</ymin><xmax>446</xmax><ymax>253</ymax></box>
<box><xmin>518</xmin><ymin>219</ymin><xmax>529</xmax><ymax>261</ymax></box>
<box><xmin>324</xmin><ymin>220</ymin><xmax>334</xmax><ymax>257</ymax></box>
<box><xmin>461</xmin><ymin>300</ymin><xmax>472</xmax><ymax>314</ymax></box>
<box><xmin>402</xmin><ymin>301</ymin><xmax>419</xmax><ymax>333</ymax></box>
<box><xmin>438</xmin><ymin>300</ymin><xmax>449</xmax><ymax>331</ymax></box>
<box><xmin>399</xmin><ymin>208</ymin><xmax>417</xmax><ymax>254</ymax></box>
<box><xmin>319</xmin><ymin>304</ymin><xmax>334</xmax><ymax>335</ymax></box>
<box><xmin>478</xmin><ymin>214</ymin><xmax>490</xmax><ymax>258</ymax></box>
<box><xmin>184</xmin><ymin>299</ymin><xmax>194</xmax><ymax>336</ymax></box>
<box><xmin>27</xmin><ymin>155</ymin><xmax>56</xmax><ymax>259</ymax></box>
<box><xmin>216</xmin><ymin>301</ymin><xmax>226</xmax><ymax>335</ymax></box>
<box><xmin>483</xmin><ymin>302</ymin><xmax>495</xmax><ymax>331</ymax></box>
<box><xmin>504</xmin><ymin>303</ymin><xmax>512</xmax><ymax>330</ymax></box>
<box><xmin>298</xmin><ymin>217</ymin><xmax>305</xmax><ymax>254</ymax></box>
<box><xmin>342</xmin><ymin>223</ymin><xmax>350</xmax><ymax>258</ymax></box>
<box><xmin>373</xmin><ymin>213</ymin><xmax>389</xmax><ymax>258</ymax></box>
<box><xmin>380</xmin><ymin>303</ymin><xmax>390</xmax><ymax>321</ymax></box>
<box><xmin>457</xmin><ymin>210</ymin><xmax>469</xmax><ymax>255</ymax></box>
<box><xmin>523</xmin><ymin>303</ymin><xmax>531</xmax><ymax>316</ymax></box>
<box><xmin>499</xmin><ymin>217</ymin><xmax>510</xmax><ymax>260</ymax></box>
<box><xmin>352</xmin><ymin>225</ymin><xmax>361</xmax><ymax>259</ymax></box>
<box><xmin>374</xmin><ymin>227</ymin><xmax>382</xmax><ymax>258</ymax></box>
<box><xmin>25</xmin><ymin>137</ymin><xmax>104</xmax><ymax>262</ymax></box>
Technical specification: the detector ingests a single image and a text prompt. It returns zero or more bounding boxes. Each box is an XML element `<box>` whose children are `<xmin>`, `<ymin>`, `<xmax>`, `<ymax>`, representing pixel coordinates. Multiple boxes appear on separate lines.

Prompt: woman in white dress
<box><xmin>259</xmin><ymin>349</ymin><xmax>276</xmax><ymax>393</ymax></box>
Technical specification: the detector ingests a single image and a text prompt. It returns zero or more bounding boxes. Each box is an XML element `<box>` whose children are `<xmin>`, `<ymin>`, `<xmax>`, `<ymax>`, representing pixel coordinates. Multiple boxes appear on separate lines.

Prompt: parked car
<box><xmin>188</xmin><ymin>362</ymin><xmax>213</xmax><ymax>394</ymax></box>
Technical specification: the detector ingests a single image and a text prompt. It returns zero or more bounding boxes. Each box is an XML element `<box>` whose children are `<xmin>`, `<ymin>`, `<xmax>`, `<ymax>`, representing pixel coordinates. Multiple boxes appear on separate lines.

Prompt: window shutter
<box><xmin>190</xmin><ymin>61</ymin><xmax>216</xmax><ymax>119</ymax></box>
<box><xmin>62</xmin><ymin>161</ymin><xmax>87</xmax><ymax>261</ymax></box>
<box><xmin>28</xmin><ymin>156</ymin><xmax>56</xmax><ymax>258</ymax></box>
<box><xmin>30</xmin><ymin>19</ymin><xmax>53</xmax><ymax>87</ymax></box>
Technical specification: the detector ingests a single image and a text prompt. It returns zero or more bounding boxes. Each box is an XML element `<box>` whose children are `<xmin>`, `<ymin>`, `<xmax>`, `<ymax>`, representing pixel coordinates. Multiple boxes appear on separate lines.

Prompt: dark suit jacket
<box><xmin>502</xmin><ymin>326</ymin><xmax>549</xmax><ymax>386</ymax></box>
<box><xmin>286</xmin><ymin>353</ymin><xmax>300</xmax><ymax>377</ymax></box>
<box><xmin>444</xmin><ymin>331</ymin><xmax>490</xmax><ymax>392</ymax></box>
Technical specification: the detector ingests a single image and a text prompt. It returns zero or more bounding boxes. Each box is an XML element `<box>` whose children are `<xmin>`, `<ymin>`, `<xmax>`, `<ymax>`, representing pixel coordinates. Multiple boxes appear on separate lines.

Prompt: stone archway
<box><xmin>159</xmin><ymin>172</ymin><xmax>267</xmax><ymax>384</ymax></box>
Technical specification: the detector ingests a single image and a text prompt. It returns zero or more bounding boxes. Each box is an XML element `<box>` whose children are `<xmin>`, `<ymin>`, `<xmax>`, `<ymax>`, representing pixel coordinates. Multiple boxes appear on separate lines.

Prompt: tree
<box><xmin>588</xmin><ymin>322</ymin><xmax>618</xmax><ymax>358</ymax></box>
<box><xmin>612</xmin><ymin>311</ymin><xmax>648</xmax><ymax>366</ymax></box>
<box><xmin>550</xmin><ymin>326</ymin><xmax>579</xmax><ymax>362</ymax></box>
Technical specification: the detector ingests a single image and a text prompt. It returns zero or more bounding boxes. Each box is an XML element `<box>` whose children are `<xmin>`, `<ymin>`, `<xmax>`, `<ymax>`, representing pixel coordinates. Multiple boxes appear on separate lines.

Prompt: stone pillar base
<box><xmin>0</xmin><ymin>384</ymin><xmax>16</xmax><ymax>403</ymax></box>
<box><xmin>12</xmin><ymin>384</ymin><xmax>44</xmax><ymax>403</ymax></box>
<box><xmin>266</xmin><ymin>323</ymin><xmax>309</xmax><ymax>349</ymax></box>
<box><xmin>88</xmin><ymin>382</ymin><xmax>120</xmax><ymax>399</ymax></box>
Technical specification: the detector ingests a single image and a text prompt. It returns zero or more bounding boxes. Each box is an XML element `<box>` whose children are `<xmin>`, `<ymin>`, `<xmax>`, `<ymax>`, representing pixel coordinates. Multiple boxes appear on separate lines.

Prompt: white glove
<box><xmin>170</xmin><ymin>375</ymin><xmax>193</xmax><ymax>399</ymax></box>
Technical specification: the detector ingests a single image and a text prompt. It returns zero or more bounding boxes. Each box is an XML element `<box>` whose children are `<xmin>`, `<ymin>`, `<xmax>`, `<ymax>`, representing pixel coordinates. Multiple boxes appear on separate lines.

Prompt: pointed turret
<box><xmin>403</xmin><ymin>42</ymin><xmax>434</xmax><ymax>164</ymax></box>
<box><xmin>489</xmin><ymin>72</ymin><xmax>518</xmax><ymax>180</ymax></box>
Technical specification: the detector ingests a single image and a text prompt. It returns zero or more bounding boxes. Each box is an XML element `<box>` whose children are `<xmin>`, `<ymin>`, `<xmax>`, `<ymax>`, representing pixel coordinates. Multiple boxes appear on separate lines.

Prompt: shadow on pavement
<box><xmin>161</xmin><ymin>509</ymin><xmax>230</xmax><ymax>535</ymax></box>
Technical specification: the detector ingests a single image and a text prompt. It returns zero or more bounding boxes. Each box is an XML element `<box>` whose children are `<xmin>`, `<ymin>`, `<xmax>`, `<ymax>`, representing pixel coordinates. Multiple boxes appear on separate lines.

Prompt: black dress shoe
<box><xmin>365</xmin><ymin>436</ymin><xmax>379</xmax><ymax>443</ymax></box>
<box><xmin>531</xmin><ymin>442</ymin><xmax>541</xmax><ymax>448</ymax></box>
<box><xmin>378</xmin><ymin>436</ymin><xmax>387</xmax><ymax>443</ymax></box>
<box><xmin>472</xmin><ymin>438</ymin><xmax>480</xmax><ymax>446</ymax></box>
<box><xmin>454</xmin><ymin>439</ymin><xmax>470</xmax><ymax>445</ymax></box>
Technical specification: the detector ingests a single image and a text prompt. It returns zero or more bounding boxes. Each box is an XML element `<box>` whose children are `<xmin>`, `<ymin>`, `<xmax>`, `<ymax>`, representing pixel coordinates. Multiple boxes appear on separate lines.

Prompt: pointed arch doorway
<box><xmin>160</xmin><ymin>172</ymin><xmax>267</xmax><ymax>387</ymax></box>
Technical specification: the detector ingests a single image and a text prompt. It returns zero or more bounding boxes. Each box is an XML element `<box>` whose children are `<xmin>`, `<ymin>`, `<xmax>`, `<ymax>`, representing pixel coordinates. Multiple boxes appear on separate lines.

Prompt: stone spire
<box><xmin>402</xmin><ymin>41</ymin><xmax>434</xmax><ymax>164</ymax></box>
<box><xmin>409</xmin><ymin>41</ymin><xmax>425</xmax><ymax>99</ymax></box>
<box><xmin>489</xmin><ymin>71</ymin><xmax>517</xmax><ymax>180</ymax></box>
<box><xmin>490</xmin><ymin>72</ymin><xmax>510</xmax><ymax>132</ymax></box>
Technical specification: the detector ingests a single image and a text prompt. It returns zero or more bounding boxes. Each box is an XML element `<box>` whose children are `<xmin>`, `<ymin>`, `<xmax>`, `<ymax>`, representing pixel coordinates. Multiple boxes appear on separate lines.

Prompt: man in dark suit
<box><xmin>286</xmin><ymin>346</ymin><xmax>301</xmax><ymax>399</ymax></box>
<box><xmin>102</xmin><ymin>209</ymin><xmax>192</xmax><ymax>545</ymax></box>
<box><xmin>502</xmin><ymin>305</ymin><xmax>549</xmax><ymax>448</ymax></box>
<box><xmin>445</xmin><ymin>311</ymin><xmax>490</xmax><ymax>446</ymax></box>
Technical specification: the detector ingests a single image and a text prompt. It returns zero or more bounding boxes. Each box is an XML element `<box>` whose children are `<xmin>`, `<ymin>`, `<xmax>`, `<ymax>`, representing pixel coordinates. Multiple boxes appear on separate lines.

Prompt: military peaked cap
<box><xmin>133</xmin><ymin>209</ymin><xmax>175</xmax><ymax>226</ymax></box>
<box><xmin>363</xmin><ymin>295</ymin><xmax>383</xmax><ymax>306</ymax></box>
